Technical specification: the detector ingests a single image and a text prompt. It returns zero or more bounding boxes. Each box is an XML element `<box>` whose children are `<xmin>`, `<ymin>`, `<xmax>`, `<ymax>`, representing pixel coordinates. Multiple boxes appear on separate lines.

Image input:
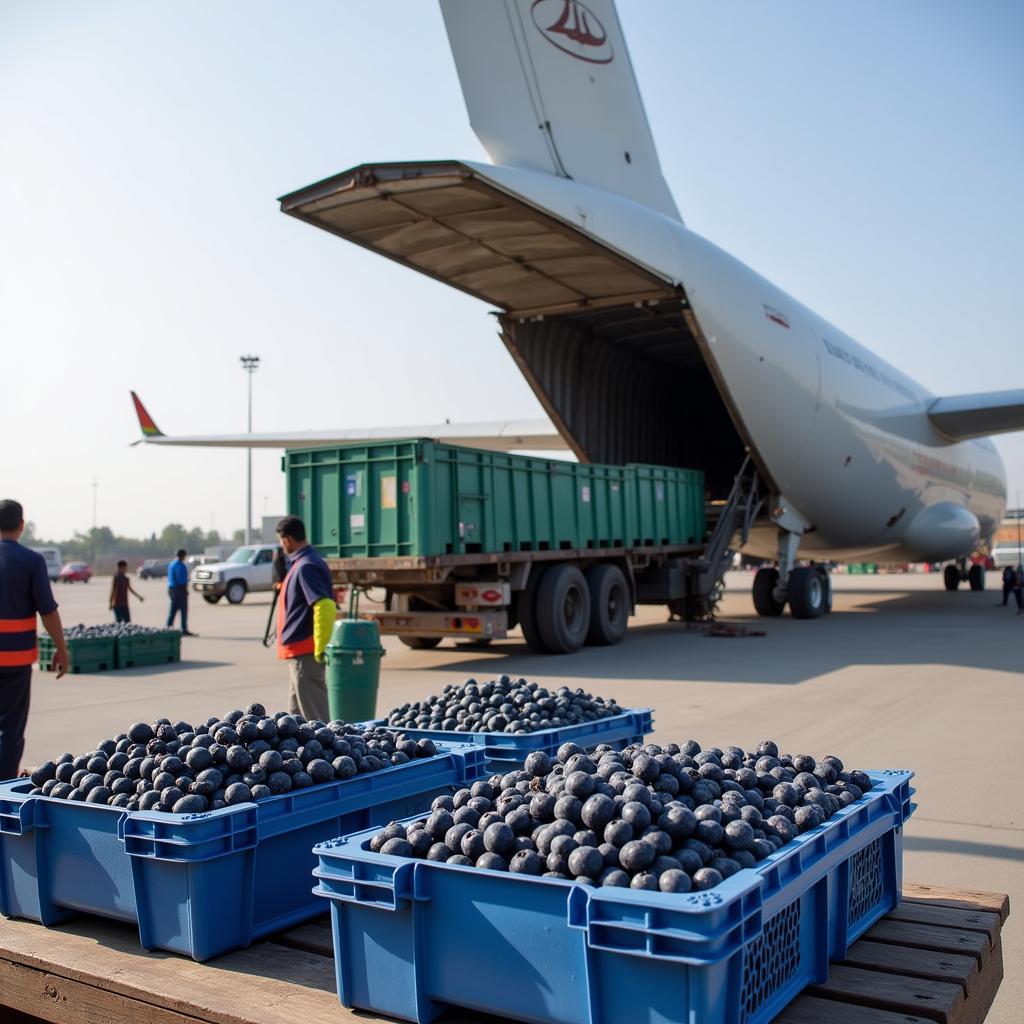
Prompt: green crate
<box><xmin>36</xmin><ymin>634</ymin><xmax>115</xmax><ymax>674</ymax></box>
<box><xmin>286</xmin><ymin>441</ymin><xmax>705</xmax><ymax>559</ymax></box>
<box><xmin>116</xmin><ymin>631</ymin><xmax>181</xmax><ymax>668</ymax></box>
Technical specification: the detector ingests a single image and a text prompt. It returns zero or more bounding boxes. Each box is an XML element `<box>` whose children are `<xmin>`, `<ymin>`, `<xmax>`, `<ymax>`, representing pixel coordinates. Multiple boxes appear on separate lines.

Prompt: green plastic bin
<box><xmin>37</xmin><ymin>634</ymin><xmax>115</xmax><ymax>674</ymax></box>
<box><xmin>116</xmin><ymin>630</ymin><xmax>181</xmax><ymax>668</ymax></box>
<box><xmin>325</xmin><ymin>619</ymin><xmax>385</xmax><ymax>722</ymax></box>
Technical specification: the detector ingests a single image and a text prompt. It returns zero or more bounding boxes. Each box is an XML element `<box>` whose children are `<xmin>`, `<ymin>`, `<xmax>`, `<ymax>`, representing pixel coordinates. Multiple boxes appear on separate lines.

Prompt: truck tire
<box><xmin>752</xmin><ymin>568</ymin><xmax>785</xmax><ymax>616</ymax></box>
<box><xmin>202</xmin><ymin>594</ymin><xmax>222</xmax><ymax>605</ymax></box>
<box><xmin>968</xmin><ymin>564</ymin><xmax>985</xmax><ymax>591</ymax></box>
<box><xmin>585</xmin><ymin>564</ymin><xmax>629</xmax><ymax>646</ymax></box>
<box><xmin>536</xmin><ymin>564</ymin><xmax>591</xmax><ymax>654</ymax></box>
<box><xmin>788</xmin><ymin>567</ymin><xmax>826</xmax><ymax>619</ymax></box>
<box><xmin>399</xmin><ymin>636</ymin><xmax>442</xmax><ymax>650</ymax></box>
<box><xmin>517</xmin><ymin>566</ymin><xmax>550</xmax><ymax>653</ymax></box>
<box><xmin>225</xmin><ymin>580</ymin><xmax>247</xmax><ymax>605</ymax></box>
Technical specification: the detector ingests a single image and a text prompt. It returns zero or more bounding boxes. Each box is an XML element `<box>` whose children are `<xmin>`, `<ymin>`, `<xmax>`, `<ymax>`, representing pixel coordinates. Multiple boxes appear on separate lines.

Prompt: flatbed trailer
<box><xmin>289</xmin><ymin>441</ymin><xmax>763</xmax><ymax>654</ymax></box>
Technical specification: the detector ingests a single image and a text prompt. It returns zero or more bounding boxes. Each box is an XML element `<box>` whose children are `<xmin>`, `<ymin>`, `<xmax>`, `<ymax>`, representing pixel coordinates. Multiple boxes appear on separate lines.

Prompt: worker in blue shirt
<box><xmin>166</xmin><ymin>548</ymin><xmax>196</xmax><ymax>636</ymax></box>
<box><xmin>0</xmin><ymin>499</ymin><xmax>69</xmax><ymax>780</ymax></box>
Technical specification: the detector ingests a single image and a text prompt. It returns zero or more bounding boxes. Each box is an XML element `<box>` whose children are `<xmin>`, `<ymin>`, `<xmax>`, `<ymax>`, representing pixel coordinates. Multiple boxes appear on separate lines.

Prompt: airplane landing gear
<box><xmin>752</xmin><ymin>526</ymin><xmax>831</xmax><ymax>619</ymax></box>
<box><xmin>943</xmin><ymin>565</ymin><xmax>960</xmax><ymax>591</ymax></box>
<box><xmin>968</xmin><ymin>563</ymin><xmax>985</xmax><ymax>591</ymax></box>
<box><xmin>943</xmin><ymin>558</ymin><xmax>983</xmax><ymax>591</ymax></box>
<box><xmin>752</xmin><ymin>567</ymin><xmax>784</xmax><ymax>616</ymax></box>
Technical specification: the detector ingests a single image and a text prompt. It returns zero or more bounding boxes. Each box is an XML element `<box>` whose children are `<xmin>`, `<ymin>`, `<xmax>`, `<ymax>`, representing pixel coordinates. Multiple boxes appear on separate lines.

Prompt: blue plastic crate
<box><xmin>314</xmin><ymin>770</ymin><xmax>914</xmax><ymax>1024</ymax></box>
<box><xmin>371</xmin><ymin>707</ymin><xmax>654</xmax><ymax>772</ymax></box>
<box><xmin>0</xmin><ymin>742</ymin><xmax>484</xmax><ymax>961</ymax></box>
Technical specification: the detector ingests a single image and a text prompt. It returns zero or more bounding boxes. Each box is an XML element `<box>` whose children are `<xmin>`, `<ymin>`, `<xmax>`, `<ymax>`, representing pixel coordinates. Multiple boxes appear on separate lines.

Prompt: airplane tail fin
<box><xmin>439</xmin><ymin>0</ymin><xmax>681</xmax><ymax>222</ymax></box>
<box><xmin>130</xmin><ymin>392</ymin><xmax>164</xmax><ymax>440</ymax></box>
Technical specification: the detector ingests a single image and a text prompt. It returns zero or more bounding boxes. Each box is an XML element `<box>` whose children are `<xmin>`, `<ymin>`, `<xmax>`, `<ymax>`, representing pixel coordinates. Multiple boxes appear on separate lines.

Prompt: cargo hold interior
<box><xmin>280</xmin><ymin>161</ymin><xmax>746</xmax><ymax>499</ymax></box>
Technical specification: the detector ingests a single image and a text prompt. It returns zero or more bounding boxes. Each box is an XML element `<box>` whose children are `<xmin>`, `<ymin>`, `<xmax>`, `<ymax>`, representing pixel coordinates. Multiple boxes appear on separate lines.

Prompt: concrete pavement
<box><xmin>22</xmin><ymin>570</ymin><xmax>1023</xmax><ymax>1021</ymax></box>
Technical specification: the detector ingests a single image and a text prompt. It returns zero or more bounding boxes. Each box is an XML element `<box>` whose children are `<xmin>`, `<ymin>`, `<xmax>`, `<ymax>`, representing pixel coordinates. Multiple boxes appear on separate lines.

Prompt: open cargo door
<box><xmin>279</xmin><ymin>161</ymin><xmax>678</xmax><ymax>319</ymax></box>
<box><xmin>281</xmin><ymin>161</ymin><xmax>746</xmax><ymax>497</ymax></box>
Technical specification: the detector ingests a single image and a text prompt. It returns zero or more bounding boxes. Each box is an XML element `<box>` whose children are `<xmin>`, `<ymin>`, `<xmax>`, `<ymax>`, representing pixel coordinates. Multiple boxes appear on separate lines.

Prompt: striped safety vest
<box><xmin>0</xmin><ymin>615</ymin><xmax>37</xmax><ymax>669</ymax></box>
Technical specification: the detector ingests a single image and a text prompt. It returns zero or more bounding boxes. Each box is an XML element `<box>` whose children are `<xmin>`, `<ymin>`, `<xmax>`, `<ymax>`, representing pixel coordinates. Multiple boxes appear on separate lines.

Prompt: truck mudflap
<box><xmin>372</xmin><ymin>610</ymin><xmax>508</xmax><ymax>640</ymax></box>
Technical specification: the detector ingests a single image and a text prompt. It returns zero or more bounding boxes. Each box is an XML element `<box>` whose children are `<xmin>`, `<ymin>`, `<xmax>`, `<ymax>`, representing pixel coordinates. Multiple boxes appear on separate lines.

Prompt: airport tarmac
<box><xmin>21</xmin><ymin>570</ymin><xmax>1023</xmax><ymax>1021</ymax></box>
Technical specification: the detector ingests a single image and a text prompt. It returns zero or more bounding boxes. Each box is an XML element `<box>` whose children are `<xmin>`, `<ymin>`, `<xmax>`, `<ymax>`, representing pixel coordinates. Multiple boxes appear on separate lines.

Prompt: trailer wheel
<box><xmin>399</xmin><ymin>636</ymin><xmax>442</xmax><ymax>650</ymax></box>
<box><xmin>537</xmin><ymin>564</ymin><xmax>591</xmax><ymax>654</ymax></box>
<box><xmin>788</xmin><ymin>567</ymin><xmax>826</xmax><ymax>619</ymax></box>
<box><xmin>517</xmin><ymin>566</ymin><xmax>550</xmax><ymax>653</ymax></box>
<box><xmin>752</xmin><ymin>568</ymin><xmax>785</xmax><ymax>616</ymax></box>
<box><xmin>585</xmin><ymin>564</ymin><xmax>629</xmax><ymax>646</ymax></box>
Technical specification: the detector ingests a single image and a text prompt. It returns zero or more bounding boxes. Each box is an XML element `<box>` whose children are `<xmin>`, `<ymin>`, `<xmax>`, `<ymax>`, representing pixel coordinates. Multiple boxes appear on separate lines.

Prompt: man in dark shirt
<box><xmin>110</xmin><ymin>559</ymin><xmax>144</xmax><ymax>623</ymax></box>
<box><xmin>0</xmin><ymin>499</ymin><xmax>68</xmax><ymax>780</ymax></box>
<box><xmin>276</xmin><ymin>517</ymin><xmax>336</xmax><ymax>721</ymax></box>
<box><xmin>166</xmin><ymin>548</ymin><xmax>196</xmax><ymax>635</ymax></box>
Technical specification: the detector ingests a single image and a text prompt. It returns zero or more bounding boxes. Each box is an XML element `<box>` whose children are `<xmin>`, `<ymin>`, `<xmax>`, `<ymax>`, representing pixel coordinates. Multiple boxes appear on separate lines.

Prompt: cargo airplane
<box><xmin>135</xmin><ymin>0</ymin><xmax>1023</xmax><ymax>620</ymax></box>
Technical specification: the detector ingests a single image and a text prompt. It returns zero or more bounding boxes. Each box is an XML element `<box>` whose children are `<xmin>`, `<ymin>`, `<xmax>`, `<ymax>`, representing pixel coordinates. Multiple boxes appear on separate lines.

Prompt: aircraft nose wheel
<box><xmin>967</xmin><ymin>563</ymin><xmax>985</xmax><ymax>591</ymax></box>
<box><xmin>943</xmin><ymin>564</ymin><xmax>961</xmax><ymax>591</ymax></box>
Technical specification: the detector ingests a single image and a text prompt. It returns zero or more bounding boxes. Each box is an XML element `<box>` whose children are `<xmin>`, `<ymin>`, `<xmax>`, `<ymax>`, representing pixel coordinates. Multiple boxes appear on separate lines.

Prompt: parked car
<box><xmin>30</xmin><ymin>547</ymin><xmax>62</xmax><ymax>581</ymax></box>
<box><xmin>137</xmin><ymin>559</ymin><xmax>170</xmax><ymax>580</ymax></box>
<box><xmin>190</xmin><ymin>544</ymin><xmax>278</xmax><ymax>604</ymax></box>
<box><xmin>58</xmin><ymin>562</ymin><xmax>92</xmax><ymax>583</ymax></box>
<box><xmin>992</xmin><ymin>542</ymin><xmax>1022</xmax><ymax>569</ymax></box>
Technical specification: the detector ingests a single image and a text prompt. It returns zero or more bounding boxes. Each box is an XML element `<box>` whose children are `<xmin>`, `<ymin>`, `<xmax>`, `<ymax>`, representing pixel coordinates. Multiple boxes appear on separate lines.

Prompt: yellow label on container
<box><xmin>381</xmin><ymin>475</ymin><xmax>397</xmax><ymax>509</ymax></box>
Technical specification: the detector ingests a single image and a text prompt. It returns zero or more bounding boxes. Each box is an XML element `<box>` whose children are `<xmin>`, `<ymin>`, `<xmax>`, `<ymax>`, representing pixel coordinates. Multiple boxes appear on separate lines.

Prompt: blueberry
<box><xmin>621</xmin><ymin>801</ymin><xmax>651</xmax><ymax>831</ymax></box>
<box><xmin>724</xmin><ymin>820</ymin><xmax>755</xmax><ymax>851</ymax></box>
<box><xmin>484</xmin><ymin>822</ymin><xmax>515</xmax><ymax>855</ymax></box>
<box><xmin>659</xmin><ymin>869</ymin><xmax>692</xmax><ymax>893</ymax></box>
<box><xmin>618</xmin><ymin>840</ymin><xmax>656</xmax><ymax>873</ymax></box>
<box><xmin>510</xmin><ymin>849</ymin><xmax>544</xmax><ymax>874</ymax></box>
<box><xmin>694</xmin><ymin>819</ymin><xmax>723</xmax><ymax>846</ymax></box>
<box><xmin>524</xmin><ymin>751</ymin><xmax>551</xmax><ymax>777</ymax></box>
<box><xmin>380</xmin><ymin>838</ymin><xmax>414</xmax><ymax>857</ymax></box>
<box><xmin>461</xmin><ymin>829</ymin><xmax>486</xmax><ymax>861</ymax></box>
<box><xmin>224</xmin><ymin>782</ymin><xmax>252</xmax><ymax>805</ymax></box>
<box><xmin>476</xmin><ymin>852</ymin><xmax>508</xmax><ymax>871</ymax></box>
<box><xmin>567</xmin><ymin>846</ymin><xmax>604</xmax><ymax>878</ymax></box>
<box><xmin>427</xmin><ymin>843</ymin><xmax>452</xmax><ymax>862</ymax></box>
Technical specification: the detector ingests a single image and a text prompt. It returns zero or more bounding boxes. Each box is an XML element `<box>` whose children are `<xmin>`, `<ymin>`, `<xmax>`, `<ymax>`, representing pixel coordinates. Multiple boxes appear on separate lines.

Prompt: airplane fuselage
<box><xmin>468</xmin><ymin>161</ymin><xmax>1007</xmax><ymax>562</ymax></box>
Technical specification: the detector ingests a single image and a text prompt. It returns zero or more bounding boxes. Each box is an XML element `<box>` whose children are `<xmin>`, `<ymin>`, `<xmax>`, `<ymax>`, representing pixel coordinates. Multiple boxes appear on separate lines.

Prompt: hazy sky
<box><xmin>2</xmin><ymin>1</ymin><xmax>1022</xmax><ymax>541</ymax></box>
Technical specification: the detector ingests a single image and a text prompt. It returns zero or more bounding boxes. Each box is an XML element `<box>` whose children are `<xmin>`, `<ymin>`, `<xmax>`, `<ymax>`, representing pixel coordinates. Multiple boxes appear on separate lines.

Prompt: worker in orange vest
<box><xmin>0</xmin><ymin>499</ymin><xmax>68</xmax><ymax>779</ymax></box>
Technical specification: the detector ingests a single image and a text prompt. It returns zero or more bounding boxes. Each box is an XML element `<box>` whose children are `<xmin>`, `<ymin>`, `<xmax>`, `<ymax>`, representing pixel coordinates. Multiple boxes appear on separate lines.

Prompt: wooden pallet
<box><xmin>0</xmin><ymin>883</ymin><xmax>1008</xmax><ymax>1024</ymax></box>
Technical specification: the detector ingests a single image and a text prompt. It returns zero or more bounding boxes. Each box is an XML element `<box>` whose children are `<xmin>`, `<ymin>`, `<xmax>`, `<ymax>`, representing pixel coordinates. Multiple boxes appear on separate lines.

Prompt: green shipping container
<box><xmin>285</xmin><ymin>441</ymin><xmax>705</xmax><ymax>560</ymax></box>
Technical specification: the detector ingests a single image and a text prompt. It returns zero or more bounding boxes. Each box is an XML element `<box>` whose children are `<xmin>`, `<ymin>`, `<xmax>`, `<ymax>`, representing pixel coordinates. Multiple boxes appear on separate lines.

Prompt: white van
<box><xmin>31</xmin><ymin>547</ymin><xmax>63</xmax><ymax>581</ymax></box>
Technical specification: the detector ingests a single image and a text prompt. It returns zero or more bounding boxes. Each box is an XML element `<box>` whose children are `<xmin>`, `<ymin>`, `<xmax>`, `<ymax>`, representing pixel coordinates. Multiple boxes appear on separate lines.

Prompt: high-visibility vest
<box><xmin>277</xmin><ymin>563</ymin><xmax>315</xmax><ymax>659</ymax></box>
<box><xmin>0</xmin><ymin>616</ymin><xmax>38</xmax><ymax>668</ymax></box>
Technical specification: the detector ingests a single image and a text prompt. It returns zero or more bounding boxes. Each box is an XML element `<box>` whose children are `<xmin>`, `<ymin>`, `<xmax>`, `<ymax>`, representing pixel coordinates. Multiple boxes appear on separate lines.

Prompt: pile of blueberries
<box><xmin>369</xmin><ymin>739</ymin><xmax>874</xmax><ymax>892</ymax></box>
<box><xmin>26</xmin><ymin>705</ymin><xmax>439</xmax><ymax>814</ymax></box>
<box><xmin>61</xmin><ymin>624</ymin><xmax>171</xmax><ymax>639</ymax></box>
<box><xmin>386</xmin><ymin>676</ymin><xmax>624</xmax><ymax>734</ymax></box>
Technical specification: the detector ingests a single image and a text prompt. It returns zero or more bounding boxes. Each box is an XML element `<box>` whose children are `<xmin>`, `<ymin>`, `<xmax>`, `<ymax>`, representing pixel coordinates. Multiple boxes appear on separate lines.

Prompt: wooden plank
<box><xmin>961</xmin><ymin>935</ymin><xmax>1004</xmax><ymax>1024</ymax></box>
<box><xmin>0</xmin><ymin>917</ymin><xmax>344</xmax><ymax>1024</ymax></box>
<box><xmin>864</xmin><ymin>919</ymin><xmax>990</xmax><ymax>966</ymax></box>
<box><xmin>276</xmin><ymin>919</ymin><xmax>334</xmax><ymax>958</ymax></box>
<box><xmin>0</xmin><ymin>957</ymin><xmax>202</xmax><ymax>1024</ymax></box>
<box><xmin>888</xmin><ymin>903</ymin><xmax>1000</xmax><ymax>948</ymax></box>
<box><xmin>805</xmin><ymin>963</ymin><xmax>964</xmax><ymax>1024</ymax></box>
<box><xmin>843</xmin><ymin>938</ymin><xmax>978</xmax><ymax>991</ymax></box>
<box><xmin>902</xmin><ymin>883</ymin><xmax>1010</xmax><ymax>924</ymax></box>
<box><xmin>774</xmin><ymin>994</ymin><xmax>935</xmax><ymax>1024</ymax></box>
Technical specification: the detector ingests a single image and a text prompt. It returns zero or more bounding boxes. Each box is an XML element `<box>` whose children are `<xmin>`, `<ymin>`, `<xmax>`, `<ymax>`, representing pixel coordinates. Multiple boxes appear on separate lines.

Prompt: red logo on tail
<box><xmin>532</xmin><ymin>1</ymin><xmax>614</xmax><ymax>64</ymax></box>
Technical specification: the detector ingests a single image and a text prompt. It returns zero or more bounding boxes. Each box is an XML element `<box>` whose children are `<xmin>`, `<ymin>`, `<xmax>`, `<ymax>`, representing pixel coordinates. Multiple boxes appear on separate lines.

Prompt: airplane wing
<box><xmin>129</xmin><ymin>392</ymin><xmax>566</xmax><ymax>452</ymax></box>
<box><xmin>928</xmin><ymin>389</ymin><xmax>1024</xmax><ymax>442</ymax></box>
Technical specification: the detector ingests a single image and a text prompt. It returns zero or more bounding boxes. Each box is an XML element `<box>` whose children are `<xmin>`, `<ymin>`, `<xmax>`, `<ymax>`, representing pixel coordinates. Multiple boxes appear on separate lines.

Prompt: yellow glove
<box><xmin>313</xmin><ymin>598</ymin><xmax>337</xmax><ymax>662</ymax></box>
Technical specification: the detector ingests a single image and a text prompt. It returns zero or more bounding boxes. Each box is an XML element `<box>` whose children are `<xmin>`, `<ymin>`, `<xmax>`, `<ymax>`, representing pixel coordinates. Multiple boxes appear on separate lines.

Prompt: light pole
<box><xmin>240</xmin><ymin>355</ymin><xmax>260</xmax><ymax>544</ymax></box>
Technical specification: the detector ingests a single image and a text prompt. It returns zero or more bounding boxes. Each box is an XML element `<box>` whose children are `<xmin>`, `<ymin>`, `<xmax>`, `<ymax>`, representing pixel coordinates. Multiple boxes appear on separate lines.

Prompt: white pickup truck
<box><xmin>190</xmin><ymin>544</ymin><xmax>279</xmax><ymax>604</ymax></box>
